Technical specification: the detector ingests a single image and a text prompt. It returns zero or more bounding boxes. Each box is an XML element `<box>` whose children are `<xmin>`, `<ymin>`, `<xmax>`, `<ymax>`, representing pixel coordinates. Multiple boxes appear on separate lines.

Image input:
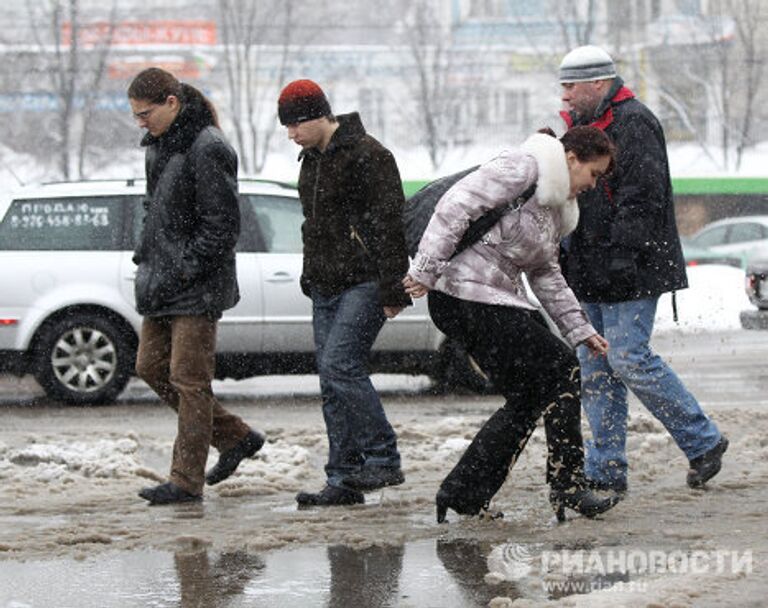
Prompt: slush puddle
<box><xmin>0</xmin><ymin>538</ymin><xmax>645</xmax><ymax>607</ymax></box>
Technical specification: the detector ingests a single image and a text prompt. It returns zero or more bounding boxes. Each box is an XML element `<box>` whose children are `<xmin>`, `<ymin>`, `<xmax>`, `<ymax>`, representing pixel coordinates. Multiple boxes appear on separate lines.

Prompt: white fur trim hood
<box><xmin>521</xmin><ymin>133</ymin><xmax>580</xmax><ymax>236</ymax></box>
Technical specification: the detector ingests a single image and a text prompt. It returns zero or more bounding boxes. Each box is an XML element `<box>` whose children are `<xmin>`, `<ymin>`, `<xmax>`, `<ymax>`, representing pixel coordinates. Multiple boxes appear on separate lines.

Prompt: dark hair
<box><xmin>538</xmin><ymin>125</ymin><xmax>616</xmax><ymax>174</ymax></box>
<box><xmin>127</xmin><ymin>67</ymin><xmax>220</xmax><ymax>128</ymax></box>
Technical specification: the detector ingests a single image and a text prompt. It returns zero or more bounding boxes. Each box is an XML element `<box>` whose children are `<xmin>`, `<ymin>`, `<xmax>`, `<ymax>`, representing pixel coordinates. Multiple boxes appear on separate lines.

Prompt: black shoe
<box><xmin>139</xmin><ymin>482</ymin><xmax>202</xmax><ymax>506</ymax></box>
<box><xmin>295</xmin><ymin>484</ymin><xmax>364</xmax><ymax>507</ymax></box>
<box><xmin>586</xmin><ymin>477</ymin><xmax>628</xmax><ymax>493</ymax></box>
<box><xmin>205</xmin><ymin>429</ymin><xmax>265</xmax><ymax>486</ymax></box>
<box><xmin>344</xmin><ymin>467</ymin><xmax>405</xmax><ymax>492</ymax></box>
<box><xmin>549</xmin><ymin>486</ymin><xmax>621</xmax><ymax>522</ymax></box>
<box><xmin>687</xmin><ymin>436</ymin><xmax>729</xmax><ymax>488</ymax></box>
<box><xmin>435</xmin><ymin>489</ymin><xmax>498</xmax><ymax>524</ymax></box>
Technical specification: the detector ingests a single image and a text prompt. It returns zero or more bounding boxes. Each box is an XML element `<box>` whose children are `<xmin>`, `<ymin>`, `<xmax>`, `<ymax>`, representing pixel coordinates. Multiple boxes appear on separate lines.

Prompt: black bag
<box><xmin>402</xmin><ymin>166</ymin><xmax>537</xmax><ymax>258</ymax></box>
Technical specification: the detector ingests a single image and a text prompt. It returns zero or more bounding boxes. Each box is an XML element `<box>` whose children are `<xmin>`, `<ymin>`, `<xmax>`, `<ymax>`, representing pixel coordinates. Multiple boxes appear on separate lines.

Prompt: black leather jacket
<box><xmin>133</xmin><ymin>97</ymin><xmax>240</xmax><ymax>317</ymax></box>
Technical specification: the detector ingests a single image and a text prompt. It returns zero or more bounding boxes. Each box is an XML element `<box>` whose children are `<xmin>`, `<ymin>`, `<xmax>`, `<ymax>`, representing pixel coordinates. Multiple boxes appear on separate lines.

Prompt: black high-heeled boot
<box><xmin>548</xmin><ymin>486</ymin><xmax>621</xmax><ymax>522</ymax></box>
<box><xmin>436</xmin><ymin>489</ymin><xmax>478</xmax><ymax>523</ymax></box>
<box><xmin>435</xmin><ymin>489</ymin><xmax>482</xmax><ymax>523</ymax></box>
<box><xmin>435</xmin><ymin>490</ymin><xmax>503</xmax><ymax>523</ymax></box>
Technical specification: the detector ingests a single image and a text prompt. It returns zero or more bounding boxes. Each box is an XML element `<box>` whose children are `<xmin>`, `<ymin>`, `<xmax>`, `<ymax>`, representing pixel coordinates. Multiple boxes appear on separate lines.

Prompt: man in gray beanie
<box><xmin>557</xmin><ymin>46</ymin><xmax>727</xmax><ymax>494</ymax></box>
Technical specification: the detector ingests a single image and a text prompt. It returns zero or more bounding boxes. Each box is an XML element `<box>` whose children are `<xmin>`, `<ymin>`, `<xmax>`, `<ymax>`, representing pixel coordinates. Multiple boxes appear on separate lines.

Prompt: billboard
<box><xmin>62</xmin><ymin>20</ymin><xmax>217</xmax><ymax>47</ymax></box>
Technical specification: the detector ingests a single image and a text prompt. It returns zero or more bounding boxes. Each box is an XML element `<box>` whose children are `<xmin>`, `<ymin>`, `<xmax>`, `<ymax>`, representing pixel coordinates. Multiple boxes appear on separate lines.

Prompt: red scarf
<box><xmin>560</xmin><ymin>86</ymin><xmax>635</xmax><ymax>131</ymax></box>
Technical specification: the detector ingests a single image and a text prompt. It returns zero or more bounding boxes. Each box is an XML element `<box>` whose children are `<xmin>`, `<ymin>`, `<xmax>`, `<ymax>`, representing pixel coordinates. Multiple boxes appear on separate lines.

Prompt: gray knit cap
<box><xmin>559</xmin><ymin>45</ymin><xmax>616</xmax><ymax>83</ymax></box>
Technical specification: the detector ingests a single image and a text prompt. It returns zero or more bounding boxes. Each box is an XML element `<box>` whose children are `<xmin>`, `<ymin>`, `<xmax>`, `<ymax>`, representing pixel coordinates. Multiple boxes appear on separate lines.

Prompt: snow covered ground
<box><xmin>656</xmin><ymin>264</ymin><xmax>750</xmax><ymax>333</ymax></box>
<box><xmin>0</xmin><ymin>263</ymin><xmax>766</xmax><ymax>607</ymax></box>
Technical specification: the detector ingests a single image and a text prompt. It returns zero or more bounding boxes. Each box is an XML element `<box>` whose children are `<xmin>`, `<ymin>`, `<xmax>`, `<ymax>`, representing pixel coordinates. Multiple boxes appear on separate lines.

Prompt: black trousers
<box><xmin>429</xmin><ymin>291</ymin><xmax>586</xmax><ymax>511</ymax></box>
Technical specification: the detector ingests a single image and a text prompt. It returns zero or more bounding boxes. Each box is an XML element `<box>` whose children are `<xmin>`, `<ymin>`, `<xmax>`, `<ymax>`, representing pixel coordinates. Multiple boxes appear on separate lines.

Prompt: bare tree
<box><xmin>217</xmin><ymin>0</ymin><xmax>294</xmax><ymax>174</ymax></box>
<box><xmin>553</xmin><ymin>0</ymin><xmax>597</xmax><ymax>49</ymax></box>
<box><xmin>24</xmin><ymin>0</ymin><xmax>117</xmax><ymax>179</ymax></box>
<box><xmin>728</xmin><ymin>0</ymin><xmax>766</xmax><ymax>169</ymax></box>
<box><xmin>650</xmin><ymin>0</ymin><xmax>767</xmax><ymax>170</ymax></box>
<box><xmin>49</xmin><ymin>0</ymin><xmax>79</xmax><ymax>179</ymax></box>
<box><xmin>400</xmin><ymin>0</ymin><xmax>454</xmax><ymax>170</ymax></box>
<box><xmin>75</xmin><ymin>2</ymin><xmax>117</xmax><ymax>178</ymax></box>
<box><xmin>507</xmin><ymin>0</ymin><xmax>599</xmax><ymax>59</ymax></box>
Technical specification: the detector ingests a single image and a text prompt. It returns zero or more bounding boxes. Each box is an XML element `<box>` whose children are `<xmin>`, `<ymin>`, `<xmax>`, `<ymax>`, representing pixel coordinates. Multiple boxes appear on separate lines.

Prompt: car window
<box><xmin>130</xmin><ymin>195</ymin><xmax>144</xmax><ymax>250</ymax></box>
<box><xmin>727</xmin><ymin>222</ymin><xmax>765</xmax><ymax>244</ymax></box>
<box><xmin>129</xmin><ymin>194</ymin><xmax>302</xmax><ymax>253</ymax></box>
<box><xmin>0</xmin><ymin>196</ymin><xmax>125</xmax><ymax>251</ymax></box>
<box><xmin>242</xmin><ymin>194</ymin><xmax>303</xmax><ymax>253</ymax></box>
<box><xmin>692</xmin><ymin>225</ymin><xmax>729</xmax><ymax>248</ymax></box>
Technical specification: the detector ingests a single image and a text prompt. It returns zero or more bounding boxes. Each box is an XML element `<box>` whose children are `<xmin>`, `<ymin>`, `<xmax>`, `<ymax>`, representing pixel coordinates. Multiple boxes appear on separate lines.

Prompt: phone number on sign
<box><xmin>9</xmin><ymin>213</ymin><xmax>110</xmax><ymax>228</ymax></box>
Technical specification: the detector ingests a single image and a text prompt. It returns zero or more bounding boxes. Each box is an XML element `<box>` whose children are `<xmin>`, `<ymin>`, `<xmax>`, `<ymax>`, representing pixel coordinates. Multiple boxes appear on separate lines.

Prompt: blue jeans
<box><xmin>312</xmin><ymin>281</ymin><xmax>401</xmax><ymax>488</ymax></box>
<box><xmin>577</xmin><ymin>298</ymin><xmax>721</xmax><ymax>486</ymax></box>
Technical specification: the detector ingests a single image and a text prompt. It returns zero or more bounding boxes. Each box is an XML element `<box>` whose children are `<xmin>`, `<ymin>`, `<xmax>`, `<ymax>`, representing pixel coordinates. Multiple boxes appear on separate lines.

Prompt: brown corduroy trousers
<box><xmin>135</xmin><ymin>315</ymin><xmax>251</xmax><ymax>494</ymax></box>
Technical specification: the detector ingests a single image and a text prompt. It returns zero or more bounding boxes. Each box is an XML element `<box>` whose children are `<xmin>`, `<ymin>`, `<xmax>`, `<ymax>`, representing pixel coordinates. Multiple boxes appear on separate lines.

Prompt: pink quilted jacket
<box><xmin>408</xmin><ymin>133</ymin><xmax>596</xmax><ymax>348</ymax></box>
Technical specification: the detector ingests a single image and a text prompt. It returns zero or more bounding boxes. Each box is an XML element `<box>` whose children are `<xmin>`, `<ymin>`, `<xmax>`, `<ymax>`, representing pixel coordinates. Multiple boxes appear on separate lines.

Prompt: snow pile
<box><xmin>656</xmin><ymin>264</ymin><xmax>749</xmax><ymax>333</ymax></box>
<box><xmin>213</xmin><ymin>439</ymin><xmax>315</xmax><ymax>497</ymax></box>
<box><xmin>1</xmin><ymin>435</ymin><xmax>143</xmax><ymax>483</ymax></box>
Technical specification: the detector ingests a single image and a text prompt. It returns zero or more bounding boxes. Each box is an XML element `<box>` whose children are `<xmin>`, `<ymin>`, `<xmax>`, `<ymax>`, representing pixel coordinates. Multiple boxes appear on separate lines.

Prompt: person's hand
<box><xmin>583</xmin><ymin>333</ymin><xmax>609</xmax><ymax>356</ymax></box>
<box><xmin>383</xmin><ymin>306</ymin><xmax>404</xmax><ymax>318</ymax></box>
<box><xmin>403</xmin><ymin>275</ymin><xmax>430</xmax><ymax>298</ymax></box>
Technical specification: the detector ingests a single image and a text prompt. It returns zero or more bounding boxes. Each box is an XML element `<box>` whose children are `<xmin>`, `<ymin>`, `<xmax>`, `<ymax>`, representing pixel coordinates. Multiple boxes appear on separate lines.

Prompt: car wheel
<box><xmin>33</xmin><ymin>313</ymin><xmax>134</xmax><ymax>405</ymax></box>
<box><xmin>430</xmin><ymin>339</ymin><xmax>494</xmax><ymax>394</ymax></box>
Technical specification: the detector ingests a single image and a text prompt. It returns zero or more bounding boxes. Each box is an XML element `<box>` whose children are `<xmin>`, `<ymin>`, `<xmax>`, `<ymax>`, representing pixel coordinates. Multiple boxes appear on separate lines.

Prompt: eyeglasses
<box><xmin>132</xmin><ymin>97</ymin><xmax>170</xmax><ymax>121</ymax></box>
<box><xmin>132</xmin><ymin>105</ymin><xmax>160</xmax><ymax>120</ymax></box>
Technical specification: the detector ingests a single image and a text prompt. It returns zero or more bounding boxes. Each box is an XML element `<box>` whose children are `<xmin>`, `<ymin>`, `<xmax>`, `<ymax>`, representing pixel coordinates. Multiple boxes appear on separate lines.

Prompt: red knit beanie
<box><xmin>278</xmin><ymin>79</ymin><xmax>332</xmax><ymax>125</ymax></box>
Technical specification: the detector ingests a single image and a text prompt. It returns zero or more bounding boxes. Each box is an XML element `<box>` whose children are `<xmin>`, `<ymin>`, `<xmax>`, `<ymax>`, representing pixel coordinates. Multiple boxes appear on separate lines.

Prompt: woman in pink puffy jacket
<box><xmin>404</xmin><ymin>126</ymin><xmax>620</xmax><ymax>523</ymax></box>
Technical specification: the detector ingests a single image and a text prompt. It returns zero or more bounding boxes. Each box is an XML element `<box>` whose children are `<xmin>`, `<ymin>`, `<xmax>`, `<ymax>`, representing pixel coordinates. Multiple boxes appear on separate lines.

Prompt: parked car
<box><xmin>0</xmin><ymin>178</ymin><xmax>514</xmax><ymax>404</ymax></box>
<box><xmin>685</xmin><ymin>216</ymin><xmax>768</xmax><ymax>267</ymax></box>
<box><xmin>739</xmin><ymin>257</ymin><xmax>768</xmax><ymax>329</ymax></box>
<box><xmin>681</xmin><ymin>240</ymin><xmax>746</xmax><ymax>269</ymax></box>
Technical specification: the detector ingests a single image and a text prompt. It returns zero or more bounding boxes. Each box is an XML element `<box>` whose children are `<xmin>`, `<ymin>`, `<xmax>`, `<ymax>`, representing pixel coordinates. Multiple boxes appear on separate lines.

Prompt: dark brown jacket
<box><xmin>297</xmin><ymin>112</ymin><xmax>411</xmax><ymax>307</ymax></box>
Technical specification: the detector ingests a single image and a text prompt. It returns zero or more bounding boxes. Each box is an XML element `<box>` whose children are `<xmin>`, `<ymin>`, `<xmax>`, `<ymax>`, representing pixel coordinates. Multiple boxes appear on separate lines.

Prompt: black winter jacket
<box><xmin>133</xmin><ymin>93</ymin><xmax>240</xmax><ymax>317</ymax></box>
<box><xmin>560</xmin><ymin>78</ymin><xmax>688</xmax><ymax>303</ymax></box>
<box><xmin>297</xmin><ymin>112</ymin><xmax>411</xmax><ymax>307</ymax></box>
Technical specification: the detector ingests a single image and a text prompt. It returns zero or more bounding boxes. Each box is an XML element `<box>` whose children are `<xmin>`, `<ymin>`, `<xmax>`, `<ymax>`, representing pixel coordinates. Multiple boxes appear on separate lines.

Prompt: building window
<box><xmin>651</xmin><ymin>0</ymin><xmax>662</xmax><ymax>20</ymax></box>
<box><xmin>675</xmin><ymin>0</ymin><xmax>701</xmax><ymax>16</ymax></box>
<box><xmin>467</xmin><ymin>0</ymin><xmax>506</xmax><ymax>19</ymax></box>
<box><xmin>446</xmin><ymin>86</ymin><xmax>530</xmax><ymax>144</ymax></box>
<box><xmin>504</xmin><ymin>89</ymin><xmax>530</xmax><ymax>129</ymax></box>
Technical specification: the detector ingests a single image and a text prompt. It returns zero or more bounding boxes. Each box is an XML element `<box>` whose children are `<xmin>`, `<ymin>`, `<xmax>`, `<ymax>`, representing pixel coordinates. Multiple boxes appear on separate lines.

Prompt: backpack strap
<box><xmin>672</xmin><ymin>290</ymin><xmax>679</xmax><ymax>324</ymax></box>
<box><xmin>452</xmin><ymin>181</ymin><xmax>537</xmax><ymax>259</ymax></box>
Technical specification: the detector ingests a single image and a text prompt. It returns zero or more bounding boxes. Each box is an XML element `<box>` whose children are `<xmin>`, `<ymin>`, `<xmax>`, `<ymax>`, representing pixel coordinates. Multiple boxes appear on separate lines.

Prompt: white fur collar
<box><xmin>520</xmin><ymin>133</ymin><xmax>579</xmax><ymax>236</ymax></box>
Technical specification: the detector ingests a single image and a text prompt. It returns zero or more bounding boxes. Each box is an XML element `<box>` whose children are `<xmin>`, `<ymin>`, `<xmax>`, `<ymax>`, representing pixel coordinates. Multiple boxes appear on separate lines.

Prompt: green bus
<box><xmin>403</xmin><ymin>176</ymin><xmax>768</xmax><ymax>237</ymax></box>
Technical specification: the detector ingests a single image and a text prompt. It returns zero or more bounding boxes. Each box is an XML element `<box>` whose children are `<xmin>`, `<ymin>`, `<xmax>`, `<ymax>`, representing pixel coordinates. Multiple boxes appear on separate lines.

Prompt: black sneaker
<box><xmin>205</xmin><ymin>429</ymin><xmax>265</xmax><ymax>486</ymax></box>
<box><xmin>295</xmin><ymin>484</ymin><xmax>365</xmax><ymax>507</ymax></box>
<box><xmin>344</xmin><ymin>467</ymin><xmax>405</xmax><ymax>492</ymax></box>
<box><xmin>139</xmin><ymin>482</ymin><xmax>202</xmax><ymax>506</ymax></box>
<box><xmin>687</xmin><ymin>436</ymin><xmax>729</xmax><ymax>488</ymax></box>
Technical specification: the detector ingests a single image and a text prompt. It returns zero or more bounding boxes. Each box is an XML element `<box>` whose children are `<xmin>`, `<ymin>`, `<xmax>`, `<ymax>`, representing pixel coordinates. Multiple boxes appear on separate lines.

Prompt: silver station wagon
<box><xmin>0</xmin><ymin>178</ymin><xmax>494</xmax><ymax>404</ymax></box>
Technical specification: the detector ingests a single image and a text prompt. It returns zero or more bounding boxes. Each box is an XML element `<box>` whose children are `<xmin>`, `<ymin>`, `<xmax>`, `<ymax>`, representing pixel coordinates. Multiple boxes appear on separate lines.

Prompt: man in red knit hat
<box><xmin>278</xmin><ymin>79</ymin><xmax>412</xmax><ymax>507</ymax></box>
